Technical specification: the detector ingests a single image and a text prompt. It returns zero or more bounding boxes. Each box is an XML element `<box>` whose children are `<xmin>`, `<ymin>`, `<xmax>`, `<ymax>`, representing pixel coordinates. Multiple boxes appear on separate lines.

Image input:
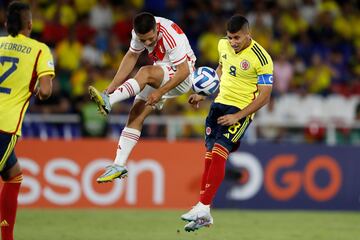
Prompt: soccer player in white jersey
<box><xmin>89</xmin><ymin>12</ymin><xmax>196</xmax><ymax>183</ymax></box>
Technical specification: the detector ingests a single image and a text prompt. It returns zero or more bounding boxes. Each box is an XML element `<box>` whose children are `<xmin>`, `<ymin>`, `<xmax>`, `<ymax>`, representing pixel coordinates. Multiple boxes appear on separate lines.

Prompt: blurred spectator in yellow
<box><xmin>197</xmin><ymin>19</ymin><xmax>223</xmax><ymax>67</ymax></box>
<box><xmin>304</xmin><ymin>53</ymin><xmax>333</xmax><ymax>95</ymax></box>
<box><xmin>271</xmin><ymin>33</ymin><xmax>296</xmax><ymax>59</ymax></box>
<box><xmin>278</xmin><ymin>6</ymin><xmax>308</xmax><ymax>37</ymax></box>
<box><xmin>70</xmin><ymin>61</ymin><xmax>93</xmax><ymax>98</ymax></box>
<box><xmin>55</xmin><ymin>30</ymin><xmax>83</xmax><ymax>72</ymax></box>
<box><xmin>91</xmin><ymin>66</ymin><xmax>112</xmax><ymax>92</ymax></box>
<box><xmin>319</xmin><ymin>0</ymin><xmax>340</xmax><ymax>18</ymax></box>
<box><xmin>249</xmin><ymin>12</ymin><xmax>273</xmax><ymax>51</ymax></box>
<box><xmin>44</xmin><ymin>0</ymin><xmax>77</xmax><ymax>27</ymax></box>
<box><xmin>74</xmin><ymin>0</ymin><xmax>96</xmax><ymax>16</ymax></box>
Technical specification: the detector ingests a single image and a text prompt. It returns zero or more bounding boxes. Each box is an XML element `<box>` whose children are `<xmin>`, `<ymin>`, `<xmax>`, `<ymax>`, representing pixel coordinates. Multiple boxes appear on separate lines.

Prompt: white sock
<box><xmin>114</xmin><ymin>127</ymin><xmax>141</xmax><ymax>166</ymax></box>
<box><xmin>109</xmin><ymin>78</ymin><xmax>141</xmax><ymax>105</ymax></box>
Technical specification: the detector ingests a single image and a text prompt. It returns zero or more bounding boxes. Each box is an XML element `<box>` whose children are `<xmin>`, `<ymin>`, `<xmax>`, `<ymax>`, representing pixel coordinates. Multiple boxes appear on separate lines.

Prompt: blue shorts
<box><xmin>205</xmin><ymin>102</ymin><xmax>252</xmax><ymax>152</ymax></box>
<box><xmin>0</xmin><ymin>132</ymin><xmax>18</xmax><ymax>174</ymax></box>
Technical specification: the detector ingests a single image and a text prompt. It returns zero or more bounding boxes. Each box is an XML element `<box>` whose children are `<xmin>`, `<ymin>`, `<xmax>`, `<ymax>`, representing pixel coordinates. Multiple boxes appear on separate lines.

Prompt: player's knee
<box><xmin>136</xmin><ymin>66</ymin><xmax>152</xmax><ymax>82</ymax></box>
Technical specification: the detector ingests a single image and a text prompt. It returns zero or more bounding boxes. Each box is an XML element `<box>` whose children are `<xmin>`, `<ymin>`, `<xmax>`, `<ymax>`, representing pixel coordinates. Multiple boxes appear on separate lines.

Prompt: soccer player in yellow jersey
<box><xmin>182</xmin><ymin>15</ymin><xmax>273</xmax><ymax>232</ymax></box>
<box><xmin>0</xmin><ymin>2</ymin><xmax>55</xmax><ymax>240</ymax></box>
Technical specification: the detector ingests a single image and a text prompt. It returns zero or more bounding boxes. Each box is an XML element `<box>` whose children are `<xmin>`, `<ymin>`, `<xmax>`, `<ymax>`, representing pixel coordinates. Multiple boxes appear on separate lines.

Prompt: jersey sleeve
<box><xmin>129</xmin><ymin>30</ymin><xmax>145</xmax><ymax>53</ymax></box>
<box><xmin>37</xmin><ymin>44</ymin><xmax>55</xmax><ymax>78</ymax></box>
<box><xmin>254</xmin><ymin>50</ymin><xmax>273</xmax><ymax>76</ymax></box>
<box><xmin>218</xmin><ymin>39</ymin><xmax>226</xmax><ymax>65</ymax></box>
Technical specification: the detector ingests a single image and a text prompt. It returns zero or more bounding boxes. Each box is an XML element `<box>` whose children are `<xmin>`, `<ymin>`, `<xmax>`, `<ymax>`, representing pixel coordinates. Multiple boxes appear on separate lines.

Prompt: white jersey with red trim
<box><xmin>129</xmin><ymin>17</ymin><xmax>196</xmax><ymax>67</ymax></box>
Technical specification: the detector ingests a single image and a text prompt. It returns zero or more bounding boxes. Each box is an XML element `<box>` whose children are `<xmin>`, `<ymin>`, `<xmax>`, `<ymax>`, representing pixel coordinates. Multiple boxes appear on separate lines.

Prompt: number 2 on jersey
<box><xmin>0</xmin><ymin>56</ymin><xmax>19</xmax><ymax>94</ymax></box>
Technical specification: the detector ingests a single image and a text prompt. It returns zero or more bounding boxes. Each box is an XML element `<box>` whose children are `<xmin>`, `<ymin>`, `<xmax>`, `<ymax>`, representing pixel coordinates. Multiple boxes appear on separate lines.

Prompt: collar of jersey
<box><xmin>9</xmin><ymin>33</ymin><xmax>27</xmax><ymax>39</ymax></box>
<box><xmin>234</xmin><ymin>39</ymin><xmax>254</xmax><ymax>55</ymax></box>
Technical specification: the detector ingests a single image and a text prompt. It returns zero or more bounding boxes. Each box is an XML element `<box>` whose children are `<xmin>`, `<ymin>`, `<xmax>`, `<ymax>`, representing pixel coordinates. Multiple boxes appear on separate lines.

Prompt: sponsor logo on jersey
<box><xmin>240</xmin><ymin>59</ymin><xmax>250</xmax><ymax>70</ymax></box>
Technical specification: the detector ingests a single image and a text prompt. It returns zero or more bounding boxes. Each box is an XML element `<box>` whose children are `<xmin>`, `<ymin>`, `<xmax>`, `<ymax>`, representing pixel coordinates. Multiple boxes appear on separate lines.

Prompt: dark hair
<box><xmin>227</xmin><ymin>15</ymin><xmax>249</xmax><ymax>33</ymax></box>
<box><xmin>133</xmin><ymin>12</ymin><xmax>156</xmax><ymax>34</ymax></box>
<box><xmin>6</xmin><ymin>1</ymin><xmax>30</xmax><ymax>37</ymax></box>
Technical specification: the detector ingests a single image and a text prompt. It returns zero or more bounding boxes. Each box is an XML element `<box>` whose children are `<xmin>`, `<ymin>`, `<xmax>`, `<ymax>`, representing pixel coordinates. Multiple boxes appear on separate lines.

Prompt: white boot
<box><xmin>184</xmin><ymin>210</ymin><xmax>213</xmax><ymax>232</ymax></box>
<box><xmin>181</xmin><ymin>202</ymin><xmax>210</xmax><ymax>222</ymax></box>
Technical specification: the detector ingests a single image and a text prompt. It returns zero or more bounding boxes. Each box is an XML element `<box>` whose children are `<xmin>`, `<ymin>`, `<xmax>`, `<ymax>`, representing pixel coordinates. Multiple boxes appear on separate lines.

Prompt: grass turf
<box><xmin>15</xmin><ymin>209</ymin><xmax>360</xmax><ymax>240</ymax></box>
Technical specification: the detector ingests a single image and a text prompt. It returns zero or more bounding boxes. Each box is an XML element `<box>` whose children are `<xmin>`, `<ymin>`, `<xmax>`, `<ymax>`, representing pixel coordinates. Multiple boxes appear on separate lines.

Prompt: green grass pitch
<box><xmin>15</xmin><ymin>209</ymin><xmax>360</xmax><ymax>240</ymax></box>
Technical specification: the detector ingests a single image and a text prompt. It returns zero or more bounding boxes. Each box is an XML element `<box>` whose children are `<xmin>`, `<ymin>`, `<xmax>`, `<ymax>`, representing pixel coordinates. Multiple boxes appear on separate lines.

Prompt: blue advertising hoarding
<box><xmin>214</xmin><ymin>143</ymin><xmax>360</xmax><ymax>210</ymax></box>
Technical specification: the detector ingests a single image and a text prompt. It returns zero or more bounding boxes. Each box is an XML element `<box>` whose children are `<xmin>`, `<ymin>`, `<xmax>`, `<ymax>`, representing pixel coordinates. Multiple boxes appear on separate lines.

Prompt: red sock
<box><xmin>1</xmin><ymin>173</ymin><xmax>23</xmax><ymax>240</ymax></box>
<box><xmin>200</xmin><ymin>151</ymin><xmax>212</xmax><ymax>196</ymax></box>
<box><xmin>200</xmin><ymin>144</ymin><xmax>229</xmax><ymax>205</ymax></box>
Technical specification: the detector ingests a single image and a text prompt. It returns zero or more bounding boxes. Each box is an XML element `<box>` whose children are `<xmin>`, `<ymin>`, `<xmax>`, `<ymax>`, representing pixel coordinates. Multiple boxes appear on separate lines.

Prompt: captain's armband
<box><xmin>257</xmin><ymin>74</ymin><xmax>273</xmax><ymax>85</ymax></box>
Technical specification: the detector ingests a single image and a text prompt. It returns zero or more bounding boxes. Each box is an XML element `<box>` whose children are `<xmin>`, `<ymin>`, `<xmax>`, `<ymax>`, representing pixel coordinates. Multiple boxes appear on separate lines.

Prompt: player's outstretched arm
<box><xmin>106</xmin><ymin>50</ymin><xmax>141</xmax><ymax>93</ymax></box>
<box><xmin>159</xmin><ymin>60</ymin><xmax>190</xmax><ymax>94</ymax></box>
<box><xmin>36</xmin><ymin>75</ymin><xmax>53</xmax><ymax>100</ymax></box>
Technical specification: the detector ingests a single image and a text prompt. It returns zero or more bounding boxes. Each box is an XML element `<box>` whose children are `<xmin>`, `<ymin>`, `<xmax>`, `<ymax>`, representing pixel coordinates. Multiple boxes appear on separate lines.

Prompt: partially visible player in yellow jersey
<box><xmin>0</xmin><ymin>2</ymin><xmax>55</xmax><ymax>240</ymax></box>
<box><xmin>182</xmin><ymin>15</ymin><xmax>273</xmax><ymax>232</ymax></box>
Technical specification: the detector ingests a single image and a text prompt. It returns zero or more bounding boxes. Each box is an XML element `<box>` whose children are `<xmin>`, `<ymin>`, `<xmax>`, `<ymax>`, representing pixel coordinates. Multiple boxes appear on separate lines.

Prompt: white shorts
<box><xmin>135</xmin><ymin>61</ymin><xmax>194</xmax><ymax>110</ymax></box>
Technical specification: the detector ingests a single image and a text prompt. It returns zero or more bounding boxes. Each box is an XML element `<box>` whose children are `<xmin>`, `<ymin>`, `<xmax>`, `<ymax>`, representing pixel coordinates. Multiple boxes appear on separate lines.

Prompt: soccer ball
<box><xmin>191</xmin><ymin>66</ymin><xmax>220</xmax><ymax>96</ymax></box>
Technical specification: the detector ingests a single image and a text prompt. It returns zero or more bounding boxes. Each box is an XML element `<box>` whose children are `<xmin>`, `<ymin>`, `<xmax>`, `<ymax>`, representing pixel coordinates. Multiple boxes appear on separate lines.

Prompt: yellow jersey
<box><xmin>0</xmin><ymin>34</ymin><xmax>55</xmax><ymax>136</ymax></box>
<box><xmin>215</xmin><ymin>38</ymin><xmax>273</xmax><ymax>110</ymax></box>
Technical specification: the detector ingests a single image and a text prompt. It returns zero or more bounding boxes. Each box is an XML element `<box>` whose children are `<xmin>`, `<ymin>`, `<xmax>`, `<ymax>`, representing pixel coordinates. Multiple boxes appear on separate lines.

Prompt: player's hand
<box><xmin>217</xmin><ymin>114</ymin><xmax>239</xmax><ymax>126</ymax></box>
<box><xmin>146</xmin><ymin>90</ymin><xmax>162</xmax><ymax>106</ymax></box>
<box><xmin>188</xmin><ymin>94</ymin><xmax>206</xmax><ymax>109</ymax></box>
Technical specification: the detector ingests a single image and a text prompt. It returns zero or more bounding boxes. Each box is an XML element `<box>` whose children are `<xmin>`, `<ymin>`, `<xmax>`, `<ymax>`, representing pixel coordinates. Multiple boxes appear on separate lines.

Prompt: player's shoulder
<box><xmin>247</xmin><ymin>39</ymin><xmax>273</xmax><ymax>65</ymax></box>
<box><xmin>155</xmin><ymin>16</ymin><xmax>173</xmax><ymax>27</ymax></box>
<box><xmin>249</xmin><ymin>40</ymin><xmax>272</xmax><ymax>59</ymax></box>
<box><xmin>218</xmin><ymin>37</ymin><xmax>229</xmax><ymax>50</ymax></box>
<box><xmin>0</xmin><ymin>35</ymin><xmax>11</xmax><ymax>43</ymax></box>
<box><xmin>27</xmin><ymin>37</ymin><xmax>50</xmax><ymax>50</ymax></box>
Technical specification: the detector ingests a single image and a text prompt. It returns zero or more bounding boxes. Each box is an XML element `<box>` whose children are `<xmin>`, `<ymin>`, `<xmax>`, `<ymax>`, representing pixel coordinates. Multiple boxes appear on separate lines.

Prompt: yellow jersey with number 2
<box><xmin>0</xmin><ymin>34</ymin><xmax>55</xmax><ymax>136</ymax></box>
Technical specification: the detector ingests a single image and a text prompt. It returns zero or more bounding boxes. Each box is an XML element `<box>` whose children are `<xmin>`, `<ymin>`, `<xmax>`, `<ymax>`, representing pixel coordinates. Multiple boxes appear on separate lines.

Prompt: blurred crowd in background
<box><xmin>0</xmin><ymin>0</ymin><xmax>360</xmax><ymax>144</ymax></box>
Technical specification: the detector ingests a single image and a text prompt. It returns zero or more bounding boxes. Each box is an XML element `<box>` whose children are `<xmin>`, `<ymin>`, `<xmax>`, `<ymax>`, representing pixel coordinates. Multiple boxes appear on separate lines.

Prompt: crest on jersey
<box><xmin>240</xmin><ymin>60</ymin><xmax>250</xmax><ymax>70</ymax></box>
<box><xmin>206</xmin><ymin>127</ymin><xmax>211</xmax><ymax>135</ymax></box>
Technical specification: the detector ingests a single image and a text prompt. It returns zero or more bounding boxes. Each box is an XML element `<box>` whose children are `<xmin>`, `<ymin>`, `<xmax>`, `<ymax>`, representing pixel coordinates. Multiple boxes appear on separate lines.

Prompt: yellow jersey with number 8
<box><xmin>0</xmin><ymin>34</ymin><xmax>55</xmax><ymax>136</ymax></box>
<box><xmin>215</xmin><ymin>39</ymin><xmax>273</xmax><ymax>110</ymax></box>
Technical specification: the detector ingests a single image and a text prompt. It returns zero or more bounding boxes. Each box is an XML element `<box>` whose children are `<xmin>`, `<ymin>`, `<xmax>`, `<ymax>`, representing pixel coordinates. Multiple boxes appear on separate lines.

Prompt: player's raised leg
<box><xmin>96</xmin><ymin>100</ymin><xmax>154</xmax><ymax>183</ymax></box>
<box><xmin>89</xmin><ymin>65</ymin><xmax>163</xmax><ymax>116</ymax></box>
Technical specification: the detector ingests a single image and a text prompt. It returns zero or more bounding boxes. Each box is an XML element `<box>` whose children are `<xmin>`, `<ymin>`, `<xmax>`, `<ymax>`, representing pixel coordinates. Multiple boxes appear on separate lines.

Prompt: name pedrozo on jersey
<box><xmin>0</xmin><ymin>42</ymin><xmax>32</xmax><ymax>54</ymax></box>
